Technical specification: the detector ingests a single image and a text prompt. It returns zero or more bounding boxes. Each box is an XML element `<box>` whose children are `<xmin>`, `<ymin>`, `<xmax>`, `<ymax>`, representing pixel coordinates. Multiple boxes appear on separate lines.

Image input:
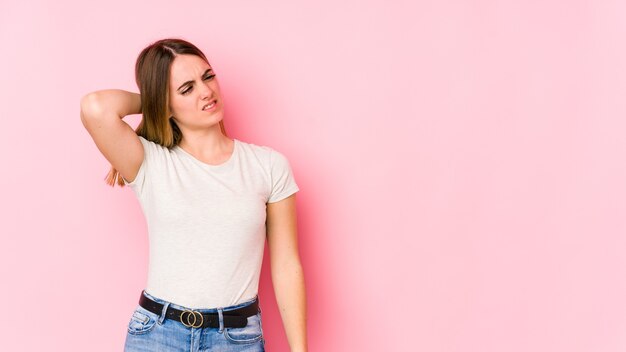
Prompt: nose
<box><xmin>200</xmin><ymin>81</ymin><xmax>214</xmax><ymax>100</ymax></box>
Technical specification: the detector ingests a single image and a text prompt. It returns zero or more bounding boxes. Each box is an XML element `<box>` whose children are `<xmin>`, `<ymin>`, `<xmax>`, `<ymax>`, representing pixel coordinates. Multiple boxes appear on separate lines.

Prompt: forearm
<box><xmin>271</xmin><ymin>258</ymin><xmax>308</xmax><ymax>352</ymax></box>
<box><xmin>80</xmin><ymin>89</ymin><xmax>141</xmax><ymax>119</ymax></box>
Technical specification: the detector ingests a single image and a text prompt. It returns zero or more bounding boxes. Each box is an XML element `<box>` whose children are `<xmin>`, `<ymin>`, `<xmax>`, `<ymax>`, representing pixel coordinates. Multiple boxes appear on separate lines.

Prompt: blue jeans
<box><xmin>124</xmin><ymin>290</ymin><xmax>266</xmax><ymax>351</ymax></box>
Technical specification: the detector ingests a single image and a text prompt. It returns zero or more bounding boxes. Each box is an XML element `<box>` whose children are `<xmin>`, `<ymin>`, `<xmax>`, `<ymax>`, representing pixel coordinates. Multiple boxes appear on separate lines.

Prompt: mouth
<box><xmin>202</xmin><ymin>99</ymin><xmax>218</xmax><ymax>111</ymax></box>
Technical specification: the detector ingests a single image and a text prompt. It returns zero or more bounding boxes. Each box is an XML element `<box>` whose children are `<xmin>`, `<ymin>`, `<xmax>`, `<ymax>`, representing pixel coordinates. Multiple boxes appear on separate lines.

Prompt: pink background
<box><xmin>2</xmin><ymin>0</ymin><xmax>626</xmax><ymax>351</ymax></box>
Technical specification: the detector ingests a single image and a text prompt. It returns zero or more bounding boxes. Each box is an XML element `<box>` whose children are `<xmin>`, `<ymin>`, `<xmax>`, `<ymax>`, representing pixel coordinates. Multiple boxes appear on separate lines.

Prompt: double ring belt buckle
<box><xmin>180</xmin><ymin>309</ymin><xmax>204</xmax><ymax>328</ymax></box>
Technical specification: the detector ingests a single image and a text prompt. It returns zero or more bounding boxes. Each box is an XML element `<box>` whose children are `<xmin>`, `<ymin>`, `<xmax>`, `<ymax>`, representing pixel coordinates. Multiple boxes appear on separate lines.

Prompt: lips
<box><xmin>202</xmin><ymin>99</ymin><xmax>217</xmax><ymax>110</ymax></box>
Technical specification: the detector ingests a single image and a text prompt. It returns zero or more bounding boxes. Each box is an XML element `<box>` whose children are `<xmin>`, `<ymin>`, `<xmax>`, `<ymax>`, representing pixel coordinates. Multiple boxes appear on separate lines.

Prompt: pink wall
<box><xmin>2</xmin><ymin>0</ymin><xmax>626</xmax><ymax>351</ymax></box>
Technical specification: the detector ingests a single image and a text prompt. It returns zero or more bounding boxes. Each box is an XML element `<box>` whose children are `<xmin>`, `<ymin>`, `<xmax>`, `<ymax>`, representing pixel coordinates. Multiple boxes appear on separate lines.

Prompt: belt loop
<box><xmin>159</xmin><ymin>301</ymin><xmax>170</xmax><ymax>325</ymax></box>
<box><xmin>217</xmin><ymin>307</ymin><xmax>224</xmax><ymax>333</ymax></box>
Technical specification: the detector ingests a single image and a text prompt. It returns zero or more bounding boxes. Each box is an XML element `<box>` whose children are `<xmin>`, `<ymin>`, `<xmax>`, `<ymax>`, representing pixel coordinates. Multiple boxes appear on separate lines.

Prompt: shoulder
<box><xmin>239</xmin><ymin>142</ymin><xmax>297</xmax><ymax>184</ymax></box>
<box><xmin>236</xmin><ymin>139</ymin><xmax>293</xmax><ymax>166</ymax></box>
<box><xmin>237</xmin><ymin>138</ymin><xmax>276</xmax><ymax>161</ymax></box>
<box><xmin>138</xmin><ymin>135</ymin><xmax>165</xmax><ymax>148</ymax></box>
<box><xmin>137</xmin><ymin>135</ymin><xmax>173</xmax><ymax>154</ymax></box>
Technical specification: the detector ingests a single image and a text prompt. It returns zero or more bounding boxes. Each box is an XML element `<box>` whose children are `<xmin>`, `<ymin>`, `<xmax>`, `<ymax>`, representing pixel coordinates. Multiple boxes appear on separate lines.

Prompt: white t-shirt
<box><xmin>122</xmin><ymin>136</ymin><xmax>299</xmax><ymax>309</ymax></box>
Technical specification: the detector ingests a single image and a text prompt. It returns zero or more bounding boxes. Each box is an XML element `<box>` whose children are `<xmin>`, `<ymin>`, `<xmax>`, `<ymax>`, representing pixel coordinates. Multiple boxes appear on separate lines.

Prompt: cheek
<box><xmin>171</xmin><ymin>96</ymin><xmax>194</xmax><ymax>113</ymax></box>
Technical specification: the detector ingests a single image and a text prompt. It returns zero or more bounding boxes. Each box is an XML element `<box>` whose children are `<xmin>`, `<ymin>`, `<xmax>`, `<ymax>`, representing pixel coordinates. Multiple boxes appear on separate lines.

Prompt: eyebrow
<box><xmin>177</xmin><ymin>68</ymin><xmax>213</xmax><ymax>91</ymax></box>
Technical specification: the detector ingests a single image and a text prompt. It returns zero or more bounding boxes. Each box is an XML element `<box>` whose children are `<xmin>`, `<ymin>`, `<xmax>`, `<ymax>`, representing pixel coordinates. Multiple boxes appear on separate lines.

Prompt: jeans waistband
<box><xmin>141</xmin><ymin>289</ymin><xmax>259</xmax><ymax>313</ymax></box>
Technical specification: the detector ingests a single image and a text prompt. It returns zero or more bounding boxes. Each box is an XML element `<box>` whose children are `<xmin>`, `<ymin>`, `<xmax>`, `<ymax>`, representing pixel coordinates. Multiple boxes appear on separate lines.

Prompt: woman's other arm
<box><xmin>266</xmin><ymin>194</ymin><xmax>308</xmax><ymax>352</ymax></box>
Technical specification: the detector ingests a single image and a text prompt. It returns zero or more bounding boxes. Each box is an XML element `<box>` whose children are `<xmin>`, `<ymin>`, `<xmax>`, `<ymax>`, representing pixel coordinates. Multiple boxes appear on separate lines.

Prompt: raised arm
<box><xmin>80</xmin><ymin>89</ymin><xmax>144</xmax><ymax>184</ymax></box>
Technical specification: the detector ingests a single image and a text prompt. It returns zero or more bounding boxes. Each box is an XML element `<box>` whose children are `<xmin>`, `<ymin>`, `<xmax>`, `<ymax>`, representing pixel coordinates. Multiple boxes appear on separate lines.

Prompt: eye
<box><xmin>181</xmin><ymin>75</ymin><xmax>216</xmax><ymax>95</ymax></box>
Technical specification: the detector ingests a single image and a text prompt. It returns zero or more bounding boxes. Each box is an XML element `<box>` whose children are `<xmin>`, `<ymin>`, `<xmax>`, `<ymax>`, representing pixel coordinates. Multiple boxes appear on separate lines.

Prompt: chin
<box><xmin>202</xmin><ymin>112</ymin><xmax>224</xmax><ymax>125</ymax></box>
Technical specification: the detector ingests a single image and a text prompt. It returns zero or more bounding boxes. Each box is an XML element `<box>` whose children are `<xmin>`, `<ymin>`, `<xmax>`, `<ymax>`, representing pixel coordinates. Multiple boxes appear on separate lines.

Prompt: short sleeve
<box><xmin>267</xmin><ymin>148</ymin><xmax>299</xmax><ymax>203</ymax></box>
<box><xmin>122</xmin><ymin>136</ymin><xmax>154</xmax><ymax>196</ymax></box>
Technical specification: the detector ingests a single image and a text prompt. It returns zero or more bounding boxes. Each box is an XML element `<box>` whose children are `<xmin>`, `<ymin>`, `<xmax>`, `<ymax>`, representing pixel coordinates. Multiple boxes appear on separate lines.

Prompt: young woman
<box><xmin>80</xmin><ymin>38</ymin><xmax>307</xmax><ymax>352</ymax></box>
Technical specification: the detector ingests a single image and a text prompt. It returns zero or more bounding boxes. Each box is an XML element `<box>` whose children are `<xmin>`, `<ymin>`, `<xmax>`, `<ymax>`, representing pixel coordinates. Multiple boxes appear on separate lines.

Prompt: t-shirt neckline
<box><xmin>174</xmin><ymin>139</ymin><xmax>239</xmax><ymax>170</ymax></box>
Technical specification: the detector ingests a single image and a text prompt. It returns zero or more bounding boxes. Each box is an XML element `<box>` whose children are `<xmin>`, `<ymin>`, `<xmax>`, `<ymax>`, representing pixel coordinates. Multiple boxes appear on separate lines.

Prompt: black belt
<box><xmin>138</xmin><ymin>290</ymin><xmax>259</xmax><ymax>329</ymax></box>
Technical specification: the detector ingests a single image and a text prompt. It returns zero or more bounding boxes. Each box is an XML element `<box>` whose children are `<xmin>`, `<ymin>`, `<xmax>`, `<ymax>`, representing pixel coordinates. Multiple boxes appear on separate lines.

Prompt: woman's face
<box><xmin>168</xmin><ymin>54</ymin><xmax>224</xmax><ymax>130</ymax></box>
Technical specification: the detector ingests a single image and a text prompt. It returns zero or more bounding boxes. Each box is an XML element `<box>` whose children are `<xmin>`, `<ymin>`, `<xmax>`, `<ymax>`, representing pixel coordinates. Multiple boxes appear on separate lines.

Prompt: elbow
<box><xmin>80</xmin><ymin>93</ymin><xmax>104</xmax><ymax>121</ymax></box>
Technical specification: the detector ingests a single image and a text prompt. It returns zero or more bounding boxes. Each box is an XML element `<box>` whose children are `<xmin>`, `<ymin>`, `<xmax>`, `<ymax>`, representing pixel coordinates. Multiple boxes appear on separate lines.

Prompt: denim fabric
<box><xmin>124</xmin><ymin>290</ymin><xmax>266</xmax><ymax>351</ymax></box>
